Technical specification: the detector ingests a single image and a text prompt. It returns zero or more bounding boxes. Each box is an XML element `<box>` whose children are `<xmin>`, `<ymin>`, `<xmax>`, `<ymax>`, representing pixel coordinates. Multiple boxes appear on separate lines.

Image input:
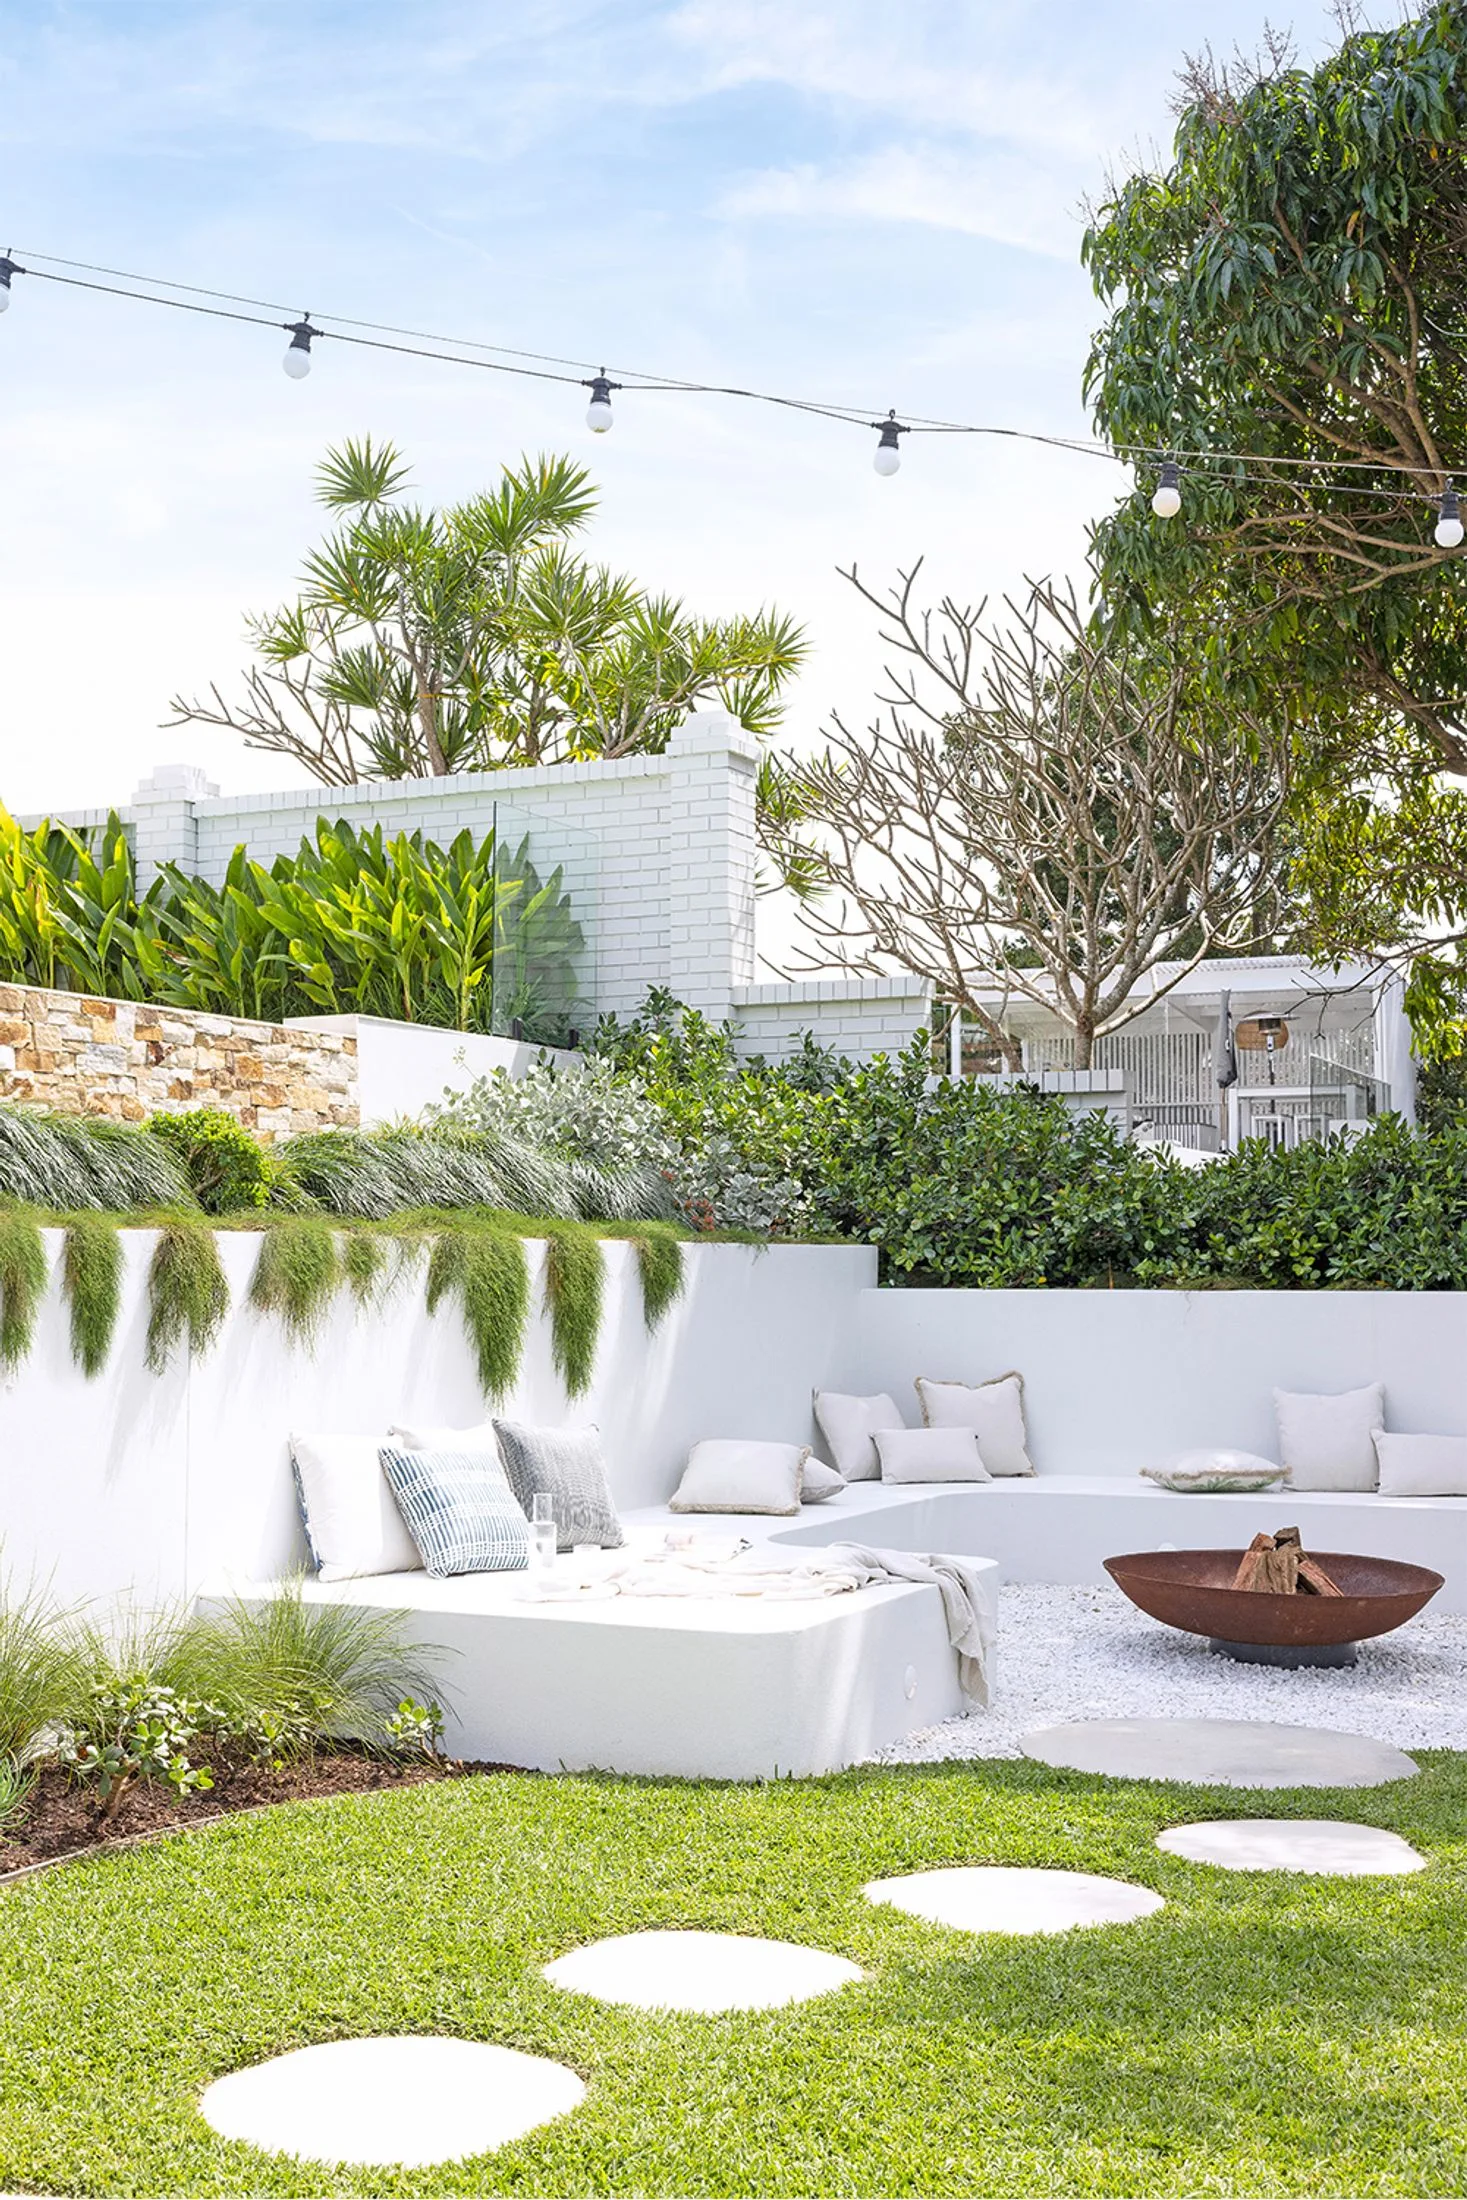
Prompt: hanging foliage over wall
<box><xmin>627</xmin><ymin>1224</ymin><xmax>685</xmax><ymax>1333</ymax></box>
<box><xmin>0</xmin><ymin>1209</ymin><xmax>47</xmax><ymax>1374</ymax></box>
<box><xmin>145</xmin><ymin>1222</ymin><xmax>230</xmax><ymax>1375</ymax></box>
<box><xmin>248</xmin><ymin>1218</ymin><xmax>343</xmax><ymax>1348</ymax></box>
<box><xmin>342</xmin><ymin>1230</ymin><xmax>392</xmax><ymax>1311</ymax></box>
<box><xmin>425</xmin><ymin>1226</ymin><xmax>531</xmax><ymax>1401</ymax></box>
<box><xmin>62</xmin><ymin>1215</ymin><xmax>123</xmax><ymax>1378</ymax></box>
<box><xmin>542</xmin><ymin>1224</ymin><xmax>605</xmax><ymax>1399</ymax></box>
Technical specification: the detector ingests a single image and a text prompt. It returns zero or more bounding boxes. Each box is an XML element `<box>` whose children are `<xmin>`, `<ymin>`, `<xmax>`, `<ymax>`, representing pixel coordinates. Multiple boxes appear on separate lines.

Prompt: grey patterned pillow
<box><xmin>492</xmin><ymin>1420</ymin><xmax>625</xmax><ymax>1552</ymax></box>
<box><xmin>377</xmin><ymin>1446</ymin><xmax>529</xmax><ymax>1579</ymax></box>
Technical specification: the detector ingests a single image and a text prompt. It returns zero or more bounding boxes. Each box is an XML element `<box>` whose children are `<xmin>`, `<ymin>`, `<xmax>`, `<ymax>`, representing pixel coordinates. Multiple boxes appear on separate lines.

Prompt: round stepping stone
<box><xmin>864</xmin><ymin>1865</ymin><xmax>1163</xmax><ymax>1934</ymax></box>
<box><xmin>542</xmin><ymin>1930</ymin><xmax>861</xmax><ymax>2013</ymax></box>
<box><xmin>1021</xmin><ymin>1717</ymin><xmax>1418</xmax><ymax>1790</ymax></box>
<box><xmin>200</xmin><ymin>2036</ymin><xmax>584</xmax><ymax>2169</ymax></box>
<box><xmin>1158</xmin><ymin>1818</ymin><xmax>1425</xmax><ymax>1876</ymax></box>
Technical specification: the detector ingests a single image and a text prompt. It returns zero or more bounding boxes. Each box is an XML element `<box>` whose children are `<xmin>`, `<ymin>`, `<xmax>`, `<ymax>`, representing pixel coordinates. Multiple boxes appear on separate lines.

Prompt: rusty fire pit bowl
<box><xmin>1104</xmin><ymin>1548</ymin><xmax>1443</xmax><ymax>1656</ymax></box>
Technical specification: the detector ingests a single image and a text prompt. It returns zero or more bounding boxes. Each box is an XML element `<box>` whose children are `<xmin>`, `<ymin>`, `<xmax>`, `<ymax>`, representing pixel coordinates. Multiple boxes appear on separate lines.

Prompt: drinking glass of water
<box><xmin>529</xmin><ymin>1491</ymin><xmax>557</xmax><ymax>1576</ymax></box>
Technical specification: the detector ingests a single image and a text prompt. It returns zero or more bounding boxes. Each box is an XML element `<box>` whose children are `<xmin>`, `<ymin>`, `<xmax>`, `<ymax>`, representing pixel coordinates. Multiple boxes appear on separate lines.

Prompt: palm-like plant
<box><xmin>166</xmin><ymin>439</ymin><xmax>806</xmax><ymax>781</ymax></box>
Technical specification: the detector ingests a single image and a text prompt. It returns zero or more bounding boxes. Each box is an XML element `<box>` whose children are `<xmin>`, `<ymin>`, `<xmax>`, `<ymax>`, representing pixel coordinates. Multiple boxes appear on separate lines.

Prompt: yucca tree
<box><xmin>166</xmin><ymin>439</ymin><xmax>806</xmax><ymax>784</ymax></box>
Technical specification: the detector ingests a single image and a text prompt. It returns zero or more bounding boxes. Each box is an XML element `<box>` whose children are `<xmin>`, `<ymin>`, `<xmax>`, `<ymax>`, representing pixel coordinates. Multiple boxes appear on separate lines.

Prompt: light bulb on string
<box><xmin>282</xmin><ymin>316</ymin><xmax>321</xmax><ymax>379</ymax></box>
<box><xmin>0</xmin><ymin>254</ymin><xmax>22</xmax><ymax>314</ymax></box>
<box><xmin>583</xmin><ymin>371</ymin><xmax>619</xmax><ymax>433</ymax></box>
<box><xmin>1151</xmin><ymin>458</ymin><xmax>1182</xmax><ymax>518</ymax></box>
<box><xmin>872</xmin><ymin>410</ymin><xmax>906</xmax><ymax>477</ymax></box>
<box><xmin>1435</xmin><ymin>483</ymin><xmax>1464</xmax><ymax>549</ymax></box>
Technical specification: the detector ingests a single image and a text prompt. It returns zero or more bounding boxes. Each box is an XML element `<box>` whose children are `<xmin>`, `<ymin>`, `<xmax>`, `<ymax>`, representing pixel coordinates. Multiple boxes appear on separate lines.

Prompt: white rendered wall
<box><xmin>0</xmin><ymin>1236</ymin><xmax>874</xmax><ymax>1607</ymax></box>
<box><xmin>853</xmin><ymin>1288</ymin><xmax>1467</xmax><ymax>1474</ymax></box>
<box><xmin>283</xmin><ymin>1017</ymin><xmax>579</xmax><ymax>1125</ymax></box>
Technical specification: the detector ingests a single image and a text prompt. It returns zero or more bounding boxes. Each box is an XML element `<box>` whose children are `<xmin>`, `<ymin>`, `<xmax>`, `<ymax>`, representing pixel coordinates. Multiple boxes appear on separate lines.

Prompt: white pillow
<box><xmin>1142</xmin><ymin>1451</ymin><xmax>1289</xmax><ymax>1494</ymax></box>
<box><xmin>289</xmin><ymin>1431</ymin><xmax>421</xmax><ymax>1582</ymax></box>
<box><xmin>1374</xmin><ymin>1432</ymin><xmax>1467</xmax><ymax>1497</ymax></box>
<box><xmin>812</xmin><ymin>1392</ymin><xmax>904</xmax><ymax>1482</ymax></box>
<box><xmin>800</xmin><ymin>1457</ymin><xmax>846</xmax><ymax>1504</ymax></box>
<box><xmin>1274</xmin><ymin>1384</ymin><xmax>1384</xmax><ymax>1492</ymax></box>
<box><xmin>389</xmin><ymin>1420</ymin><xmax>495</xmax><ymax>1452</ymax></box>
<box><xmin>915</xmin><ymin>1373</ymin><xmax>1035</xmax><ymax>1476</ymax></box>
<box><xmin>669</xmin><ymin>1440</ymin><xmax>810</xmax><ymax>1515</ymax></box>
<box><xmin>876</xmin><ymin>1427</ymin><xmax>990</xmax><ymax>1484</ymax></box>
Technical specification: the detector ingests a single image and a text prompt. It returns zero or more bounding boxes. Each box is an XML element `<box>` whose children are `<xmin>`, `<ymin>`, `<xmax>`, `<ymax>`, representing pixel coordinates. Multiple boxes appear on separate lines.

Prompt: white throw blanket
<box><xmin>589</xmin><ymin>1536</ymin><xmax>992</xmax><ymax>1706</ymax></box>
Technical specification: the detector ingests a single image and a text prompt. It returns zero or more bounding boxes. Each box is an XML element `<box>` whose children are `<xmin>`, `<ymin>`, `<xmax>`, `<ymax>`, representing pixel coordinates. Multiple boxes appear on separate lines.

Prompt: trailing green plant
<box><xmin>342</xmin><ymin>1229</ymin><xmax>391</xmax><ymax>1310</ymax></box>
<box><xmin>166</xmin><ymin>1578</ymin><xmax>444</xmax><ymax>1753</ymax></box>
<box><xmin>145</xmin><ymin>1220</ymin><xmax>230</xmax><ymax>1374</ymax></box>
<box><xmin>0</xmin><ymin>1207</ymin><xmax>47</xmax><ymax>1373</ymax></box>
<box><xmin>627</xmin><ymin>1223</ymin><xmax>685</xmax><ymax>1332</ymax></box>
<box><xmin>0</xmin><ymin>1578</ymin><xmax>87</xmax><ymax>1760</ymax></box>
<box><xmin>0</xmin><ymin>1105</ymin><xmax>192</xmax><ymax>1211</ymax></box>
<box><xmin>248</xmin><ymin>1217</ymin><xmax>342</xmax><ymax>1347</ymax></box>
<box><xmin>62</xmin><ymin>1213</ymin><xmax>123</xmax><ymax>1377</ymax></box>
<box><xmin>425</xmin><ymin>1225</ymin><xmax>530</xmax><ymax>1399</ymax></box>
<box><xmin>542</xmin><ymin>1223</ymin><xmax>604</xmax><ymax>1397</ymax></box>
<box><xmin>147</xmin><ymin>1108</ymin><xmax>272</xmax><ymax>1214</ymax></box>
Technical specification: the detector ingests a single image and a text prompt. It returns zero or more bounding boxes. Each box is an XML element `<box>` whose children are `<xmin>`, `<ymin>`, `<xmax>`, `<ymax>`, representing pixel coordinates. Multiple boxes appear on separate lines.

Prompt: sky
<box><xmin>0</xmin><ymin>0</ymin><xmax>1352</xmax><ymax>882</ymax></box>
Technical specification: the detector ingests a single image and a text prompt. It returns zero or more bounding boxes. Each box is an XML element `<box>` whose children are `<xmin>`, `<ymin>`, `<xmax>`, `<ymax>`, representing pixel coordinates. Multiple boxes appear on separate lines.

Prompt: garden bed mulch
<box><xmin>0</xmin><ymin>1748</ymin><xmax>513</xmax><ymax>1878</ymax></box>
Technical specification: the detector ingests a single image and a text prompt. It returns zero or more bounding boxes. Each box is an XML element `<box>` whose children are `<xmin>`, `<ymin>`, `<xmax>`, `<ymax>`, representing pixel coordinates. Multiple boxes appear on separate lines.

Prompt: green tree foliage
<box><xmin>166</xmin><ymin>440</ymin><xmax>806</xmax><ymax>783</ymax></box>
<box><xmin>1083</xmin><ymin>6</ymin><xmax>1467</xmax><ymax>1049</ymax></box>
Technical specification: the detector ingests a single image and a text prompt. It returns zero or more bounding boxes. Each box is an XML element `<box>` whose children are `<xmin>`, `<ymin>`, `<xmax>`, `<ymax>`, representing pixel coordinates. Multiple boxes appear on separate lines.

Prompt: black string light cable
<box><xmin>1</xmin><ymin>243</ymin><xmax>1463</xmax><ymax>534</ymax></box>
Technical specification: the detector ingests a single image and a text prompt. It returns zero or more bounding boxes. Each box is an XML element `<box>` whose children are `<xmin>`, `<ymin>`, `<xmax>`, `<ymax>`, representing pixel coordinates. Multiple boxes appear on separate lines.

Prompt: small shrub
<box><xmin>426</xmin><ymin>1226</ymin><xmax>530</xmax><ymax>1399</ymax></box>
<box><xmin>248</xmin><ymin>1217</ymin><xmax>341</xmax><ymax>1347</ymax></box>
<box><xmin>59</xmin><ymin>1674</ymin><xmax>216</xmax><ymax>1821</ymax></box>
<box><xmin>62</xmin><ymin>1214</ymin><xmax>122</xmax><ymax>1376</ymax></box>
<box><xmin>383</xmin><ymin>1697</ymin><xmax>446</xmax><ymax>1761</ymax></box>
<box><xmin>147</xmin><ymin>1108</ymin><xmax>272</xmax><ymax>1214</ymax></box>
<box><xmin>145</xmin><ymin>1220</ymin><xmax>229</xmax><ymax>1373</ymax></box>
<box><xmin>542</xmin><ymin>1223</ymin><xmax>604</xmax><ymax>1397</ymax></box>
<box><xmin>0</xmin><ymin>1207</ymin><xmax>47</xmax><ymax>1372</ymax></box>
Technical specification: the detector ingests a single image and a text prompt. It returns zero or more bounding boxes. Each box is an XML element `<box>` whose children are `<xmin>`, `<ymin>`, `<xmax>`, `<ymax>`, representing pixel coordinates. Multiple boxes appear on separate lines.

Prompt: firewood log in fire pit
<box><xmin>1232</xmin><ymin>1527</ymin><xmax>1344</xmax><ymax>1596</ymax></box>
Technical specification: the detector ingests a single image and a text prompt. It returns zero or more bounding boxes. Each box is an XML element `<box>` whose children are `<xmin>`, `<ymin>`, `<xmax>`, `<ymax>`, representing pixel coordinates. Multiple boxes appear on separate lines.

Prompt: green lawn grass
<box><xmin>1</xmin><ymin>1755</ymin><xmax>1465</xmax><ymax>2197</ymax></box>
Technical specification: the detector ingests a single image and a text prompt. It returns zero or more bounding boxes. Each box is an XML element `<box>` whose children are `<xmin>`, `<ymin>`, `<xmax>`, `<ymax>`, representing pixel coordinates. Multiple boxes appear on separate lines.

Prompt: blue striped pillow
<box><xmin>377</xmin><ymin>1447</ymin><xmax>529</xmax><ymax>1579</ymax></box>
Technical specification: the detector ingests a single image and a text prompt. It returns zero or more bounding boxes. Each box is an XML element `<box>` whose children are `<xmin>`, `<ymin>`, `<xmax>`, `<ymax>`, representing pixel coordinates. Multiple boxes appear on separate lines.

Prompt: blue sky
<box><xmin>0</xmin><ymin>0</ymin><xmax>1349</xmax><ymax>825</ymax></box>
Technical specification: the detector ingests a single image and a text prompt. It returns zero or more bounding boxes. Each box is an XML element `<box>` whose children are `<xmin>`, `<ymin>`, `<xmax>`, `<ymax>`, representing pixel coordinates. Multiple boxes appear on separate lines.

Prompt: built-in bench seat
<box><xmin>214</xmin><ymin>1530</ymin><xmax>996</xmax><ymax>1781</ymax></box>
<box><xmin>627</xmin><ymin>1474</ymin><xmax>1467</xmax><ymax>1608</ymax></box>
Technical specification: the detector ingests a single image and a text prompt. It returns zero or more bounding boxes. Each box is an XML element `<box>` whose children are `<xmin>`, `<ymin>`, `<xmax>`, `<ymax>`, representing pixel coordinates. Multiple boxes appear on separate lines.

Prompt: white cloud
<box><xmin>719</xmin><ymin>145</ymin><xmax>1088</xmax><ymax>259</ymax></box>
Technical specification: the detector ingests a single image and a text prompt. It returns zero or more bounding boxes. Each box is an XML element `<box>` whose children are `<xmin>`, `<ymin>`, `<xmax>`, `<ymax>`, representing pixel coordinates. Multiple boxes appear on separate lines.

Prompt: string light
<box><xmin>1151</xmin><ymin>458</ymin><xmax>1182</xmax><ymax>518</ymax></box>
<box><xmin>583</xmin><ymin>371</ymin><xmax>618</xmax><ymax>434</ymax></box>
<box><xmin>872</xmin><ymin>411</ymin><xmax>906</xmax><ymax>477</ymax></box>
<box><xmin>3</xmin><ymin>244</ymin><xmax>1466</xmax><ymax>506</ymax></box>
<box><xmin>282</xmin><ymin>317</ymin><xmax>320</xmax><ymax>380</ymax></box>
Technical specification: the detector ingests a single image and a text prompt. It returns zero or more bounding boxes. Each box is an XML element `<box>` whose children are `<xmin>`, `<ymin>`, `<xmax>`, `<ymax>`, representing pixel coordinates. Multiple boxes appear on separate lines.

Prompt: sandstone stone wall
<box><xmin>0</xmin><ymin>984</ymin><xmax>358</xmax><ymax>1135</ymax></box>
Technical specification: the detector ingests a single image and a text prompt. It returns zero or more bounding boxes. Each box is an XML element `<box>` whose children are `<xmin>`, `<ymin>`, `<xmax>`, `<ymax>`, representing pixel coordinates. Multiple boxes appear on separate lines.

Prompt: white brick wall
<box><xmin>732</xmin><ymin>977</ymin><xmax>932</xmax><ymax>1064</ymax></box>
<box><xmin>20</xmin><ymin>714</ymin><xmax>768</xmax><ymax>1027</ymax></box>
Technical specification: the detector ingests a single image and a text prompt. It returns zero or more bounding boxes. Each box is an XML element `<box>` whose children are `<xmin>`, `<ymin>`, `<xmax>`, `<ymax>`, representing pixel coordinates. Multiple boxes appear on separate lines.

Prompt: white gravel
<box><xmin>876</xmin><ymin>1583</ymin><xmax>1467</xmax><ymax>1763</ymax></box>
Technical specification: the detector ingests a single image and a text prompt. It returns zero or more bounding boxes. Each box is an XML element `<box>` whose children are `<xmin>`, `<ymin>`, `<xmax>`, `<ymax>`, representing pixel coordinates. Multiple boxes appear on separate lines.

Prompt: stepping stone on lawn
<box><xmin>200</xmin><ymin>2036</ymin><xmax>584</xmax><ymax>2169</ymax></box>
<box><xmin>542</xmin><ymin>1930</ymin><xmax>861</xmax><ymax>2013</ymax></box>
<box><xmin>1157</xmin><ymin>1818</ymin><xmax>1426</xmax><ymax>1876</ymax></box>
<box><xmin>865</xmin><ymin>1866</ymin><xmax>1163</xmax><ymax>1935</ymax></box>
<box><xmin>1021</xmin><ymin>1717</ymin><xmax>1418</xmax><ymax>1790</ymax></box>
